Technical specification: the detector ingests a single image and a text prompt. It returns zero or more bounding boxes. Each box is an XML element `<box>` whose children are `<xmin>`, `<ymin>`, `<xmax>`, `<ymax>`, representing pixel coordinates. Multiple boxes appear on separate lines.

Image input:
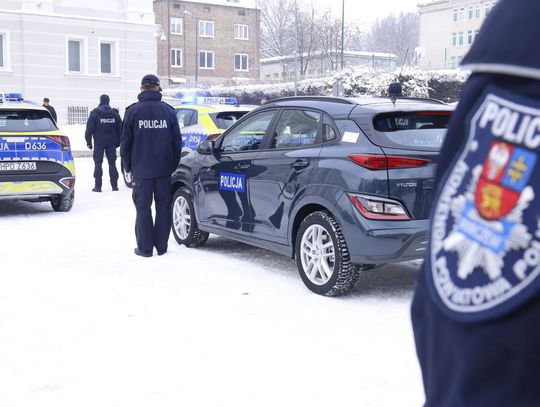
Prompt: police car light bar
<box><xmin>0</xmin><ymin>92</ymin><xmax>24</xmax><ymax>103</ymax></box>
<box><xmin>176</xmin><ymin>95</ymin><xmax>238</xmax><ymax>105</ymax></box>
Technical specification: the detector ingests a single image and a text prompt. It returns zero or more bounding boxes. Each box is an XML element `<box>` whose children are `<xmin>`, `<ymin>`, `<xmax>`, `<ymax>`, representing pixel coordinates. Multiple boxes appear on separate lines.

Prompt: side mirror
<box><xmin>197</xmin><ymin>140</ymin><xmax>215</xmax><ymax>155</ymax></box>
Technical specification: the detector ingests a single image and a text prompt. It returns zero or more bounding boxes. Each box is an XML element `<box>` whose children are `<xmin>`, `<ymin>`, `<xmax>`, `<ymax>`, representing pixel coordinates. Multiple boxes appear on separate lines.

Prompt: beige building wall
<box><xmin>417</xmin><ymin>0</ymin><xmax>498</xmax><ymax>70</ymax></box>
<box><xmin>154</xmin><ymin>0</ymin><xmax>260</xmax><ymax>87</ymax></box>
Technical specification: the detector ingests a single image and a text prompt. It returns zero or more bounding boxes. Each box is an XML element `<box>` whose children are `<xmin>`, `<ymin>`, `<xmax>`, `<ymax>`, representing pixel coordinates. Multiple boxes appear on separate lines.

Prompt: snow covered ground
<box><xmin>0</xmin><ymin>158</ymin><xmax>425</xmax><ymax>407</ymax></box>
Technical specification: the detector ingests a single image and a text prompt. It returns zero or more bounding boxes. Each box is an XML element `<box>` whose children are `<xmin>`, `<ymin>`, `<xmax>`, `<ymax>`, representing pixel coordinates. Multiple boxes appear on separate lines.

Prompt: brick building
<box><xmin>153</xmin><ymin>0</ymin><xmax>260</xmax><ymax>87</ymax></box>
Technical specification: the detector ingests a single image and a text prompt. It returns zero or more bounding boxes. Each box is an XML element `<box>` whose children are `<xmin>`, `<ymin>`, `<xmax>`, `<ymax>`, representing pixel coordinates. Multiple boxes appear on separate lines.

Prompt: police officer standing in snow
<box><xmin>120</xmin><ymin>74</ymin><xmax>181</xmax><ymax>258</ymax></box>
<box><xmin>85</xmin><ymin>94</ymin><xmax>122</xmax><ymax>192</ymax></box>
<box><xmin>412</xmin><ymin>1</ymin><xmax>540</xmax><ymax>405</ymax></box>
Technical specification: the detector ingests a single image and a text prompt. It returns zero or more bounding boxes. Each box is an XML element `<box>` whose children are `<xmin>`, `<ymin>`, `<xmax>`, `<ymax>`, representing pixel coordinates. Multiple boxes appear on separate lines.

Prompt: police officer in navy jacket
<box><xmin>85</xmin><ymin>94</ymin><xmax>122</xmax><ymax>192</ymax></box>
<box><xmin>120</xmin><ymin>74</ymin><xmax>182</xmax><ymax>257</ymax></box>
<box><xmin>412</xmin><ymin>1</ymin><xmax>540</xmax><ymax>405</ymax></box>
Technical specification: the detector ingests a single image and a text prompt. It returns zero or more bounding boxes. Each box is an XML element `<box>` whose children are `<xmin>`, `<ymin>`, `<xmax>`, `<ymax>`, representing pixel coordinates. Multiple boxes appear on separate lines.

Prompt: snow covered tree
<box><xmin>366</xmin><ymin>12</ymin><xmax>420</xmax><ymax>68</ymax></box>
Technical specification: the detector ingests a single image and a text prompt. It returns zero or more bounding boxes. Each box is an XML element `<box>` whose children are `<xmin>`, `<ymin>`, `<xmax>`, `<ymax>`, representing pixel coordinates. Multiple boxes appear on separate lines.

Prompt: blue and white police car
<box><xmin>0</xmin><ymin>93</ymin><xmax>75</xmax><ymax>211</ymax></box>
<box><xmin>168</xmin><ymin>95</ymin><xmax>255</xmax><ymax>155</ymax></box>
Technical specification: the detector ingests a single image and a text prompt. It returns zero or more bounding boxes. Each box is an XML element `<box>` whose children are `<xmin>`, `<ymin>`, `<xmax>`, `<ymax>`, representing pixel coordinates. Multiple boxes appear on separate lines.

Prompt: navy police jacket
<box><xmin>84</xmin><ymin>104</ymin><xmax>122</xmax><ymax>148</ymax></box>
<box><xmin>412</xmin><ymin>1</ymin><xmax>540</xmax><ymax>406</ymax></box>
<box><xmin>120</xmin><ymin>90</ymin><xmax>181</xmax><ymax>179</ymax></box>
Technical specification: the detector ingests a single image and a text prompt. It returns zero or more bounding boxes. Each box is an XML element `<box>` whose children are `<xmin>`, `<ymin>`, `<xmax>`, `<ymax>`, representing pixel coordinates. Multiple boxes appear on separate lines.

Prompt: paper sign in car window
<box><xmin>342</xmin><ymin>131</ymin><xmax>359</xmax><ymax>143</ymax></box>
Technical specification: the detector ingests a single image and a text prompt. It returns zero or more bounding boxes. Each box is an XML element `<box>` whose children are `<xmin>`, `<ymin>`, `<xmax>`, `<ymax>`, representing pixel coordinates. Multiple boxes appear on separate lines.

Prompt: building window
<box><xmin>0</xmin><ymin>31</ymin><xmax>8</xmax><ymax>70</ymax></box>
<box><xmin>475</xmin><ymin>4</ymin><xmax>481</xmax><ymax>18</ymax></box>
<box><xmin>452</xmin><ymin>32</ymin><xmax>457</xmax><ymax>46</ymax></box>
<box><xmin>234</xmin><ymin>53</ymin><xmax>248</xmax><ymax>71</ymax></box>
<box><xmin>171</xmin><ymin>48</ymin><xmax>182</xmax><ymax>67</ymax></box>
<box><xmin>467</xmin><ymin>30</ymin><xmax>473</xmax><ymax>45</ymax></box>
<box><xmin>234</xmin><ymin>24</ymin><xmax>249</xmax><ymax>40</ymax></box>
<box><xmin>67</xmin><ymin>37</ymin><xmax>86</xmax><ymax>73</ymax></box>
<box><xmin>199</xmin><ymin>51</ymin><xmax>214</xmax><ymax>69</ymax></box>
<box><xmin>171</xmin><ymin>18</ymin><xmax>183</xmax><ymax>35</ymax></box>
<box><xmin>99</xmin><ymin>42</ymin><xmax>114</xmax><ymax>74</ymax></box>
<box><xmin>459</xmin><ymin>7</ymin><xmax>464</xmax><ymax>21</ymax></box>
<box><xmin>199</xmin><ymin>21</ymin><xmax>214</xmax><ymax>37</ymax></box>
<box><xmin>452</xmin><ymin>8</ymin><xmax>458</xmax><ymax>22</ymax></box>
<box><xmin>468</xmin><ymin>5</ymin><xmax>474</xmax><ymax>19</ymax></box>
<box><xmin>458</xmin><ymin>32</ymin><xmax>464</xmax><ymax>46</ymax></box>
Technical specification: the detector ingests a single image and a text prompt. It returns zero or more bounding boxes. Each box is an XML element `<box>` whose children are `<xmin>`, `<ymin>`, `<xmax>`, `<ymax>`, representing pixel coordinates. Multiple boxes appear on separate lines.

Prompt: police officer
<box><xmin>412</xmin><ymin>1</ymin><xmax>540</xmax><ymax>405</ymax></box>
<box><xmin>120</xmin><ymin>74</ymin><xmax>181</xmax><ymax>258</ymax></box>
<box><xmin>85</xmin><ymin>94</ymin><xmax>122</xmax><ymax>192</ymax></box>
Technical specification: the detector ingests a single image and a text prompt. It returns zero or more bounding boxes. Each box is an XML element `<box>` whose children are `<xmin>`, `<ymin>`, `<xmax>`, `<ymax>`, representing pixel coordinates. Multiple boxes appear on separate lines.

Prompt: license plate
<box><xmin>0</xmin><ymin>162</ymin><xmax>37</xmax><ymax>171</ymax></box>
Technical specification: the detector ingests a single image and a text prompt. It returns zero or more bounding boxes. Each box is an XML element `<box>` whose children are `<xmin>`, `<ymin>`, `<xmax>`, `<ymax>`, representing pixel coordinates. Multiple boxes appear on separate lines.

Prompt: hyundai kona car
<box><xmin>169</xmin><ymin>95</ymin><xmax>453</xmax><ymax>296</ymax></box>
<box><xmin>0</xmin><ymin>93</ymin><xmax>75</xmax><ymax>211</ymax></box>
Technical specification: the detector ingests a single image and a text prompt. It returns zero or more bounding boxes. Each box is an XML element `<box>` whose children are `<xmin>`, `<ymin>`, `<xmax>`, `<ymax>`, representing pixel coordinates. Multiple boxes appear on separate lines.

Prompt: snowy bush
<box><xmin>165</xmin><ymin>68</ymin><xmax>468</xmax><ymax>104</ymax></box>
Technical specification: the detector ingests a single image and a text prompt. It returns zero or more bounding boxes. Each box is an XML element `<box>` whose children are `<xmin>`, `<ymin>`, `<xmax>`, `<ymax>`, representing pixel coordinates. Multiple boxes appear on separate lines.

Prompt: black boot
<box><xmin>92</xmin><ymin>186</ymin><xmax>101</xmax><ymax>192</ymax></box>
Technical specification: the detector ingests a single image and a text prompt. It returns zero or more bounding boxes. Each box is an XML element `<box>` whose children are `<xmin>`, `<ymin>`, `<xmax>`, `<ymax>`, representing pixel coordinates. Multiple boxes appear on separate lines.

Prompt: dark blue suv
<box><xmin>170</xmin><ymin>96</ymin><xmax>453</xmax><ymax>296</ymax></box>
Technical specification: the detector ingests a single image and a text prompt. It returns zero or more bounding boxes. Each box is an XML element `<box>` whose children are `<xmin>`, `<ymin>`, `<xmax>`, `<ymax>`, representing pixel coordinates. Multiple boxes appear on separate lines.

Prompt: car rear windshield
<box><xmin>0</xmin><ymin>109</ymin><xmax>57</xmax><ymax>132</ymax></box>
<box><xmin>371</xmin><ymin>111</ymin><xmax>452</xmax><ymax>150</ymax></box>
<box><xmin>209</xmin><ymin>111</ymin><xmax>248</xmax><ymax>130</ymax></box>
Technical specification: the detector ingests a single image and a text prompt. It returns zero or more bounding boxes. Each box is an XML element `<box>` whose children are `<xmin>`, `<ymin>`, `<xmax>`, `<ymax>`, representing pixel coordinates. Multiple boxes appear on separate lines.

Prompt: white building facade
<box><xmin>0</xmin><ymin>0</ymin><xmax>157</xmax><ymax>124</ymax></box>
<box><xmin>417</xmin><ymin>0</ymin><xmax>498</xmax><ymax>70</ymax></box>
<box><xmin>261</xmin><ymin>51</ymin><xmax>397</xmax><ymax>81</ymax></box>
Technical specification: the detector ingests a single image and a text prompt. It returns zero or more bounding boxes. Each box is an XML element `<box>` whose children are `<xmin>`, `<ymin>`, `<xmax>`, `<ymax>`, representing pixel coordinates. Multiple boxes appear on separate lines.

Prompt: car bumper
<box><xmin>334</xmin><ymin>192</ymin><xmax>429</xmax><ymax>264</ymax></box>
<box><xmin>0</xmin><ymin>163</ymin><xmax>75</xmax><ymax>199</ymax></box>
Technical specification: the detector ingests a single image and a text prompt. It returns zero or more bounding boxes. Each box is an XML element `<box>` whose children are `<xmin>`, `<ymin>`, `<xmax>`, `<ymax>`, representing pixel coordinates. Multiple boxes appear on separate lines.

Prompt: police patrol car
<box><xmin>172</xmin><ymin>95</ymin><xmax>255</xmax><ymax>155</ymax></box>
<box><xmin>0</xmin><ymin>93</ymin><xmax>75</xmax><ymax>211</ymax></box>
<box><xmin>121</xmin><ymin>94</ymin><xmax>254</xmax><ymax>188</ymax></box>
<box><xmin>170</xmin><ymin>95</ymin><xmax>453</xmax><ymax>296</ymax></box>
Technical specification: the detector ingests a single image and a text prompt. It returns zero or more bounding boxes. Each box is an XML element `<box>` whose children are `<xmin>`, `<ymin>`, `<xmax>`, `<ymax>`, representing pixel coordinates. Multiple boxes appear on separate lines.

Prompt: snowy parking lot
<box><xmin>0</xmin><ymin>157</ymin><xmax>425</xmax><ymax>407</ymax></box>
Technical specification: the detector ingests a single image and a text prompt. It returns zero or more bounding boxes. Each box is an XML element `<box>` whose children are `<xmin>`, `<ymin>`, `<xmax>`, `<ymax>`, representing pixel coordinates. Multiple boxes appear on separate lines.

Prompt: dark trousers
<box><xmin>132</xmin><ymin>176</ymin><xmax>172</xmax><ymax>253</ymax></box>
<box><xmin>93</xmin><ymin>144</ymin><xmax>119</xmax><ymax>188</ymax></box>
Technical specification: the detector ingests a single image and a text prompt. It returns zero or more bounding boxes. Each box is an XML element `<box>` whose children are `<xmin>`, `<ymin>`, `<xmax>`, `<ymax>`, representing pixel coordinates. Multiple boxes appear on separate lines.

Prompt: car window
<box><xmin>323</xmin><ymin>124</ymin><xmax>337</xmax><ymax>142</ymax></box>
<box><xmin>0</xmin><ymin>109</ymin><xmax>57</xmax><ymax>132</ymax></box>
<box><xmin>209</xmin><ymin>111</ymin><xmax>248</xmax><ymax>130</ymax></box>
<box><xmin>323</xmin><ymin>114</ymin><xmax>338</xmax><ymax>143</ymax></box>
<box><xmin>220</xmin><ymin>110</ymin><xmax>275</xmax><ymax>152</ymax></box>
<box><xmin>371</xmin><ymin>111</ymin><xmax>452</xmax><ymax>150</ymax></box>
<box><xmin>177</xmin><ymin>109</ymin><xmax>198</xmax><ymax>129</ymax></box>
<box><xmin>271</xmin><ymin>110</ymin><xmax>321</xmax><ymax>149</ymax></box>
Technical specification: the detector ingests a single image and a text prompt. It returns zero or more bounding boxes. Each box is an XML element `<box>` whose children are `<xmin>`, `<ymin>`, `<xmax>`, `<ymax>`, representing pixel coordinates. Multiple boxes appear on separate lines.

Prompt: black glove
<box><xmin>87</xmin><ymin>143</ymin><xmax>93</xmax><ymax>150</ymax></box>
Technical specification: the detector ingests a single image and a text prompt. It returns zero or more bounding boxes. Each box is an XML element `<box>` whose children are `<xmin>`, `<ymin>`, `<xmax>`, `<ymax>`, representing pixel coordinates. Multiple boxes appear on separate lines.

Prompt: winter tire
<box><xmin>51</xmin><ymin>190</ymin><xmax>75</xmax><ymax>212</ymax></box>
<box><xmin>295</xmin><ymin>210</ymin><xmax>359</xmax><ymax>296</ymax></box>
<box><xmin>172</xmin><ymin>187</ymin><xmax>209</xmax><ymax>247</ymax></box>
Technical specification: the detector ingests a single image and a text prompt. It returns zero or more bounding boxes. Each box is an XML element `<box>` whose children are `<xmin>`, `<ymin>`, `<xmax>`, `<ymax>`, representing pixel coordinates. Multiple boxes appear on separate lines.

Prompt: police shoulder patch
<box><xmin>429</xmin><ymin>86</ymin><xmax>540</xmax><ymax>322</ymax></box>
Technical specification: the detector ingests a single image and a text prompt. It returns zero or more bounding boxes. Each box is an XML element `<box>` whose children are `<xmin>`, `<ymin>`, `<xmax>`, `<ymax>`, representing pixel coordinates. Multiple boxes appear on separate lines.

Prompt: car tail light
<box><xmin>60</xmin><ymin>177</ymin><xmax>75</xmax><ymax>189</ymax></box>
<box><xmin>206</xmin><ymin>133</ymin><xmax>221</xmax><ymax>142</ymax></box>
<box><xmin>349</xmin><ymin>194</ymin><xmax>410</xmax><ymax>220</ymax></box>
<box><xmin>348</xmin><ymin>154</ymin><xmax>430</xmax><ymax>170</ymax></box>
<box><xmin>49</xmin><ymin>135</ymin><xmax>71</xmax><ymax>151</ymax></box>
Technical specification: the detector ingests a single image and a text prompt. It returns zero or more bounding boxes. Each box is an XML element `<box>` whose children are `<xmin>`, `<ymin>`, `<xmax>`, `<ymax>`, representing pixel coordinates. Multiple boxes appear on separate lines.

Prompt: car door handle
<box><xmin>291</xmin><ymin>159</ymin><xmax>309</xmax><ymax>169</ymax></box>
<box><xmin>235</xmin><ymin>163</ymin><xmax>251</xmax><ymax>170</ymax></box>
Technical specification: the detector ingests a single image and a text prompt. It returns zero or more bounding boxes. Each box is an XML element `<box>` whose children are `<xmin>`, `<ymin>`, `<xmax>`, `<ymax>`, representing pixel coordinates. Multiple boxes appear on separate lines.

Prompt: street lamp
<box><xmin>184</xmin><ymin>10</ymin><xmax>199</xmax><ymax>84</ymax></box>
<box><xmin>341</xmin><ymin>0</ymin><xmax>345</xmax><ymax>70</ymax></box>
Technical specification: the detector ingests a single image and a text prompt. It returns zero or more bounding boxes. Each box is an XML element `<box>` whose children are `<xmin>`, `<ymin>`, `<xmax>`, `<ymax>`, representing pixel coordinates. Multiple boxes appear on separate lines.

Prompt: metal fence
<box><xmin>67</xmin><ymin>106</ymin><xmax>89</xmax><ymax>125</ymax></box>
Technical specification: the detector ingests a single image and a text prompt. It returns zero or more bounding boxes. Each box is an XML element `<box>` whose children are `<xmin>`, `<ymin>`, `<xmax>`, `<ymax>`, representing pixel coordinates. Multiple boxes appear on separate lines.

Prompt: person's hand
<box><xmin>87</xmin><ymin>143</ymin><xmax>92</xmax><ymax>150</ymax></box>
